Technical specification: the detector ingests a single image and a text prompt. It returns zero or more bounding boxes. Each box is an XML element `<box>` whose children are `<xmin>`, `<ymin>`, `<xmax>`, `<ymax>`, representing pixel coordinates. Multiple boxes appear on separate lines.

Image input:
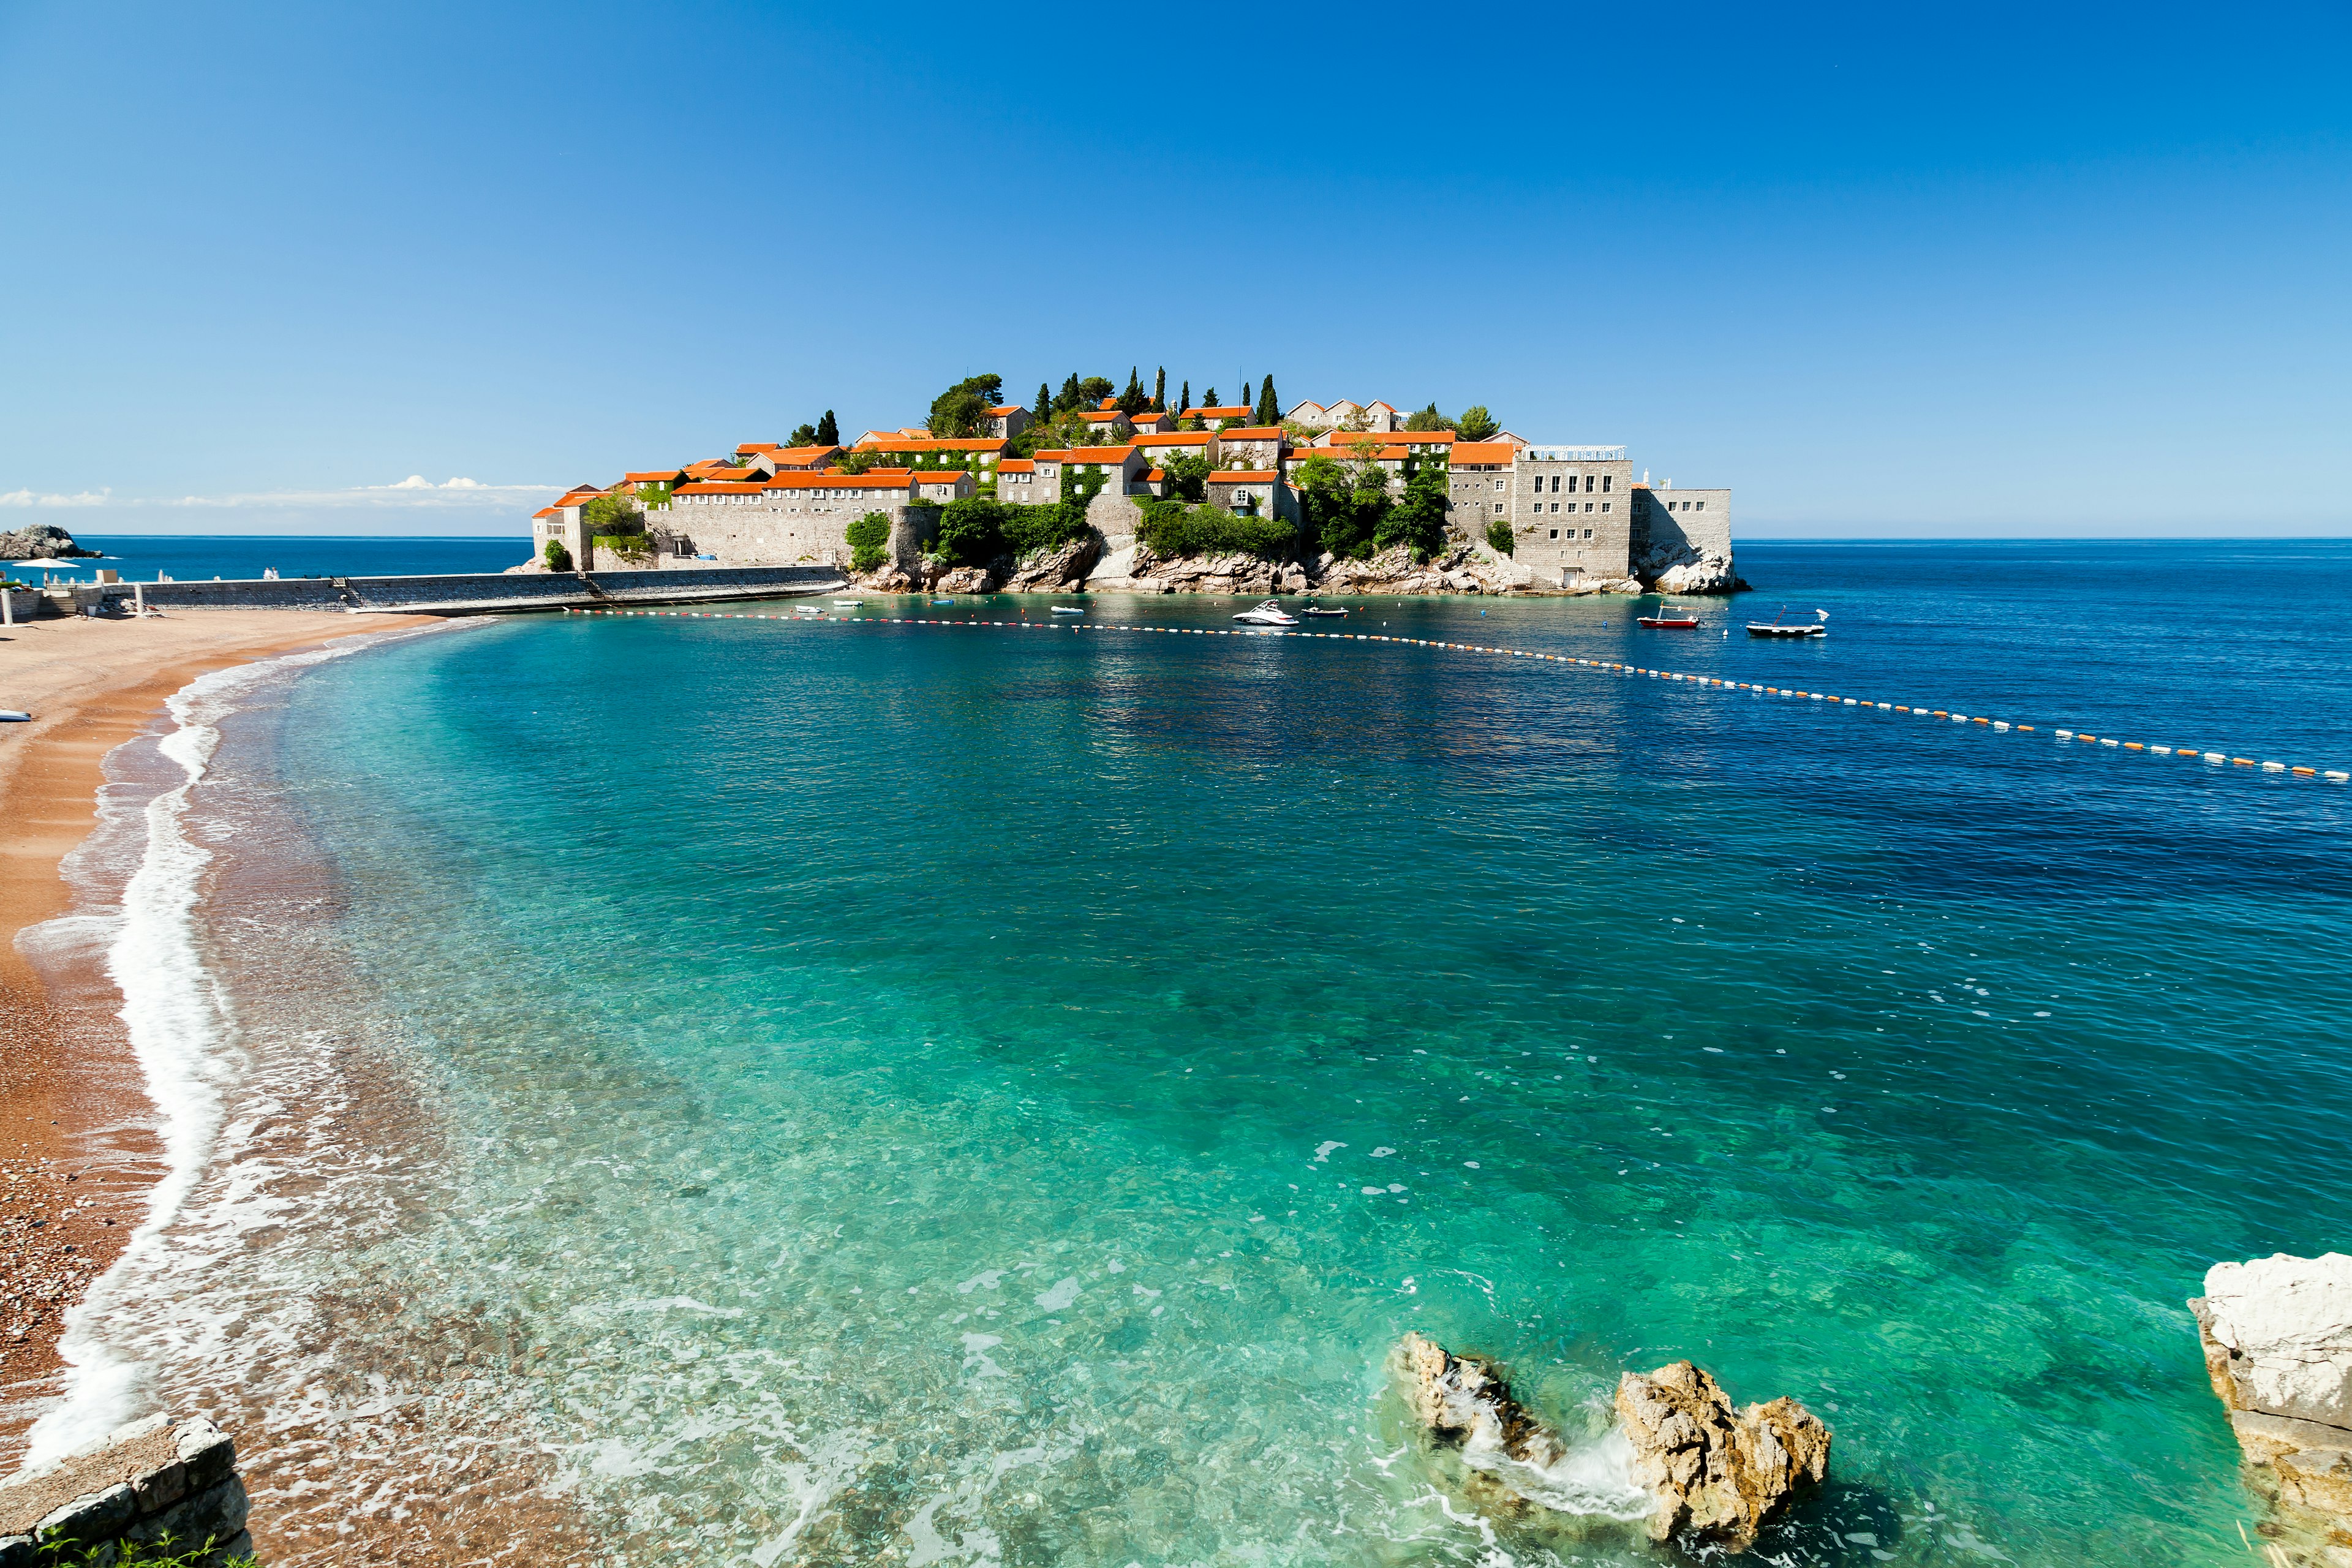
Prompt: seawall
<box><xmin>51</xmin><ymin>566</ymin><xmax>846</xmax><ymax>617</ymax></box>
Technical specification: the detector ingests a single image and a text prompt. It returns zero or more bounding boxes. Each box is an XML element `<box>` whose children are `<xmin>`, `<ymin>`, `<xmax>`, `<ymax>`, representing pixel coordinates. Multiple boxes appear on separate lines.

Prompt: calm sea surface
<box><xmin>44</xmin><ymin>540</ymin><xmax>2352</xmax><ymax>1565</ymax></box>
<box><xmin>66</xmin><ymin>533</ymin><xmax>530</xmax><ymax>580</ymax></box>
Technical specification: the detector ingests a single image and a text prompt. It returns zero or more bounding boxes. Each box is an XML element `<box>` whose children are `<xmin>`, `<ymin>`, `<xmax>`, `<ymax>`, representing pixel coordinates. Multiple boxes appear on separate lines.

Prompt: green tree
<box><xmin>1118</xmin><ymin>366</ymin><xmax>1147</xmax><ymax>416</ymax></box>
<box><xmin>1031</xmin><ymin>382</ymin><xmax>1052</xmax><ymax>426</ymax></box>
<box><xmin>1178</xmin><ymin>379</ymin><xmax>1191</xmax><ymax>413</ymax></box>
<box><xmin>1077</xmin><ymin>375</ymin><xmax>1115</xmax><ymax>407</ymax></box>
<box><xmin>1002</xmin><ymin>500</ymin><xmax>1090</xmax><ymax>558</ymax></box>
<box><xmin>1374</xmin><ymin>458</ymin><xmax>1450</xmax><ymax>560</ymax></box>
<box><xmin>1403</xmin><ymin>402</ymin><xmax>1449</xmax><ymax>431</ymax></box>
<box><xmin>1255</xmin><ymin>376</ymin><xmax>1279</xmax><ymax>426</ymax></box>
<box><xmin>935</xmin><ymin>497</ymin><xmax>1008</xmax><ymax>566</ymax></box>
<box><xmin>1240</xmin><ymin>378</ymin><xmax>1254</xmax><ymax>417</ymax></box>
<box><xmin>788</xmin><ymin>422</ymin><xmax>819</xmax><ymax>447</ymax></box>
<box><xmin>1055</xmin><ymin>374</ymin><xmax>1084</xmax><ymax>412</ymax></box>
<box><xmin>1456</xmin><ymin>405</ymin><xmax>1499</xmax><ymax>442</ymax></box>
<box><xmin>1160</xmin><ymin>451</ymin><xmax>1212</xmax><ymax>503</ymax></box>
<box><xmin>1202</xmin><ymin>386</ymin><xmax>1219</xmax><ymax>407</ymax></box>
<box><xmin>1292</xmin><ymin>453</ymin><xmax>1391</xmax><ymax>561</ymax></box>
<box><xmin>816</xmin><ymin>410</ymin><xmax>840</xmax><ymax>446</ymax></box>
<box><xmin>543</xmin><ymin>538</ymin><xmax>573</xmax><ymax>572</ymax></box>
<box><xmin>1153</xmin><ymin>366</ymin><xmax>1166</xmax><ymax>409</ymax></box>
<box><xmin>582</xmin><ymin>493</ymin><xmax>643</xmax><ymax>535</ymax></box>
<box><xmin>929</xmin><ymin>374</ymin><xmax>1001</xmax><ymax>439</ymax></box>
<box><xmin>846</xmin><ymin>511</ymin><xmax>893</xmax><ymax>573</ymax></box>
<box><xmin>1486</xmin><ymin>518</ymin><xmax>1515</xmax><ymax>555</ymax></box>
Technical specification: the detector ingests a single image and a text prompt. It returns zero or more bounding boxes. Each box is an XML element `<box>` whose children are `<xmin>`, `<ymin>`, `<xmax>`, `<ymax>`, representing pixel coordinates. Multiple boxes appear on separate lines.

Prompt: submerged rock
<box><xmin>2192</xmin><ymin>1253</ymin><xmax>2352</xmax><ymax>1529</ymax></box>
<box><xmin>1614</xmin><ymin>1360</ymin><xmax>1831</xmax><ymax>1550</ymax></box>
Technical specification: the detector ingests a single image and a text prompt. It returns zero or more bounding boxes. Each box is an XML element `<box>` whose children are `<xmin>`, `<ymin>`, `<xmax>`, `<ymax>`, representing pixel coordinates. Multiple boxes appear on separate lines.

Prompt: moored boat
<box><xmin>1639</xmin><ymin>602</ymin><xmax>1700</xmax><ymax>628</ymax></box>
<box><xmin>1233</xmin><ymin>599</ymin><xmax>1298</xmax><ymax>626</ymax></box>
<box><xmin>1747</xmin><ymin>607</ymin><xmax>1828</xmax><ymax>638</ymax></box>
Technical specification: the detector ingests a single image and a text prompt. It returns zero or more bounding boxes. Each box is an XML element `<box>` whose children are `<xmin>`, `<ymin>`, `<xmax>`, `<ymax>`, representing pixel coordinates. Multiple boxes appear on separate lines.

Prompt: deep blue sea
<box><xmin>32</xmin><ymin>539</ymin><xmax>2352</xmax><ymax>1566</ymax></box>
<box><xmin>65</xmin><ymin>533</ymin><xmax>531</xmax><ymax>580</ymax></box>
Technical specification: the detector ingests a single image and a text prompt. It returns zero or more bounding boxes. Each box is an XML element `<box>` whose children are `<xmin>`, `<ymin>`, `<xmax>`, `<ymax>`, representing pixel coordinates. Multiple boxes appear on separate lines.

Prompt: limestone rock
<box><xmin>2192</xmin><ymin>1253</ymin><xmax>2352</xmax><ymax>1537</ymax></box>
<box><xmin>2196</xmin><ymin>1253</ymin><xmax>2352</xmax><ymax>1428</ymax></box>
<box><xmin>1614</xmin><ymin>1360</ymin><xmax>1830</xmax><ymax>1549</ymax></box>
<box><xmin>0</xmin><ymin>523</ymin><xmax>97</xmax><ymax>561</ymax></box>
<box><xmin>1002</xmin><ymin>532</ymin><xmax>1102</xmax><ymax>592</ymax></box>
<box><xmin>1653</xmin><ymin>554</ymin><xmax>1747</xmax><ymax>595</ymax></box>
<box><xmin>935</xmin><ymin>565</ymin><xmax>997</xmax><ymax>595</ymax></box>
<box><xmin>1395</xmin><ymin>1331</ymin><xmax>1572</xmax><ymax>1475</ymax></box>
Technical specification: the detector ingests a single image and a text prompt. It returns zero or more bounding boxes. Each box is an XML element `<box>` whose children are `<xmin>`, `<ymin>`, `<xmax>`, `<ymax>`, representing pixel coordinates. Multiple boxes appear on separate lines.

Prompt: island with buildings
<box><xmin>524</xmin><ymin>375</ymin><xmax>1743</xmax><ymax>597</ymax></box>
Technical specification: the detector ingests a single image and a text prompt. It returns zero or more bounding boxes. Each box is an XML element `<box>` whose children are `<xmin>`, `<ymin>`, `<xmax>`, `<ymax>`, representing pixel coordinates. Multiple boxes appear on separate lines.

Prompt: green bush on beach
<box><xmin>933</xmin><ymin>499</ymin><xmax>1091</xmax><ymax>567</ymax></box>
<box><xmin>543</xmin><ymin>539</ymin><xmax>572</xmax><ymax>572</ymax></box>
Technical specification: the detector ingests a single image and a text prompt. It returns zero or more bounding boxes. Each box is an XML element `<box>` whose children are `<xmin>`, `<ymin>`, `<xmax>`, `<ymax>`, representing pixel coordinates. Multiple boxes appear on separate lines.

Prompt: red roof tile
<box><xmin>1449</xmin><ymin>442</ymin><xmax>1518</xmax><ymax>464</ymax></box>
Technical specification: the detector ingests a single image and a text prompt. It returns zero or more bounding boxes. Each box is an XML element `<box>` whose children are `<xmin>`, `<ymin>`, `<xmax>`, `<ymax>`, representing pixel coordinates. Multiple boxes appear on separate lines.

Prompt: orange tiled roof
<box><xmin>624</xmin><ymin>469</ymin><xmax>687</xmax><ymax>483</ymax></box>
<box><xmin>986</xmin><ymin>405</ymin><xmax>1023</xmax><ymax>416</ymax></box>
<box><xmin>1216</xmin><ymin>426</ymin><xmax>1283</xmax><ymax>440</ymax></box>
<box><xmin>1209</xmin><ymin>470</ymin><xmax>1284</xmax><ymax>483</ymax></box>
<box><xmin>761</xmin><ymin>472</ymin><xmax>916</xmax><ymax>491</ymax></box>
<box><xmin>1079</xmin><ymin>410</ymin><xmax>1130</xmax><ymax>422</ymax></box>
<box><xmin>997</xmin><ymin>459</ymin><xmax>1037</xmax><ymax>473</ymax></box>
<box><xmin>1188</xmin><ymin>405</ymin><xmax>1250</xmax><ymax>420</ymax></box>
<box><xmin>1062</xmin><ymin>445</ymin><xmax>1137</xmax><ymax>461</ymax></box>
<box><xmin>1326</xmin><ymin>429</ymin><xmax>1456</xmax><ymax>445</ymax></box>
<box><xmin>852</xmin><ymin>436</ymin><xmax>1008</xmax><ymax>453</ymax></box>
<box><xmin>736</xmin><ymin>442</ymin><xmax>781</xmax><ymax>454</ymax></box>
<box><xmin>675</xmin><ymin>481</ymin><xmax>767</xmax><ymax>496</ymax></box>
<box><xmin>1449</xmin><ymin>442</ymin><xmax>1518</xmax><ymax>464</ymax></box>
<box><xmin>1144</xmin><ymin>467</ymin><xmax>1166</xmax><ymax>483</ymax></box>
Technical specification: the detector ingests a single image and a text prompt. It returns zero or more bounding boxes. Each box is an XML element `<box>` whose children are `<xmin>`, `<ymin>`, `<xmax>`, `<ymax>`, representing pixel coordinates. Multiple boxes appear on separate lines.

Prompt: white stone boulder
<box><xmin>2192</xmin><ymin>1253</ymin><xmax>2352</xmax><ymax>1526</ymax></box>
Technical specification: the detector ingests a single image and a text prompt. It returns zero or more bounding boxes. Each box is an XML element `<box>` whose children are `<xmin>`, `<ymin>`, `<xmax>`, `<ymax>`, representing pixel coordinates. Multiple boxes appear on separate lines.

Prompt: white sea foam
<box><xmin>20</xmin><ymin>630</ymin><xmax>434</xmax><ymax>1468</ymax></box>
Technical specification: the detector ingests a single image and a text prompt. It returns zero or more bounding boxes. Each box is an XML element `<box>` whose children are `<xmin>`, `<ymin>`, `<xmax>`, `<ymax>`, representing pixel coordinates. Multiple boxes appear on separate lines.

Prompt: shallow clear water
<box><xmin>50</xmin><ymin>541</ymin><xmax>2352</xmax><ymax>1564</ymax></box>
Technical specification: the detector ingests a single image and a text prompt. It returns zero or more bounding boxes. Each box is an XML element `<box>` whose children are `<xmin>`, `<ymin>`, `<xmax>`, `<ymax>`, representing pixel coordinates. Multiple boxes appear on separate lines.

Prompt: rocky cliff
<box><xmin>2192</xmin><ymin>1251</ymin><xmax>2352</xmax><ymax>1553</ymax></box>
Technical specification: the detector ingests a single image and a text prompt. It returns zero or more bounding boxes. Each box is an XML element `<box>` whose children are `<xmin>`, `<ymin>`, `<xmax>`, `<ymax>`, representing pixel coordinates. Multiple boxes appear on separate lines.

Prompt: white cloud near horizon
<box><xmin>1</xmin><ymin>487</ymin><xmax>113</xmax><ymax>507</ymax></box>
<box><xmin>163</xmin><ymin>476</ymin><xmax>562</xmax><ymax>508</ymax></box>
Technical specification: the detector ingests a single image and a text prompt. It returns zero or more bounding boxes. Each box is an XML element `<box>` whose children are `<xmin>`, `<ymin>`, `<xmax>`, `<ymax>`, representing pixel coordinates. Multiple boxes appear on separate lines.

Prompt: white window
<box><xmin>1493</xmin><ymin>478</ymin><xmax>1504</xmax><ymax>490</ymax></box>
<box><xmin>1583</xmin><ymin>528</ymin><xmax>1593</xmax><ymax>539</ymax></box>
<box><xmin>1602</xmin><ymin>475</ymin><xmax>1611</xmax><ymax>492</ymax></box>
<box><xmin>1493</xmin><ymin>501</ymin><xmax>1504</xmax><ymax>514</ymax></box>
<box><xmin>1600</xmin><ymin>502</ymin><xmax>1610</xmax><ymax>513</ymax></box>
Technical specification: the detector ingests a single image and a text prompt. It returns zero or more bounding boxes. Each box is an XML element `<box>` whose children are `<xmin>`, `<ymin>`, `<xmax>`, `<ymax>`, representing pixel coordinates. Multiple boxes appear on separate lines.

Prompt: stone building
<box><xmin>647</xmin><ymin>472</ymin><xmax>937</xmax><ymax>569</ymax></box>
<box><xmin>1133</xmin><ymin>431</ymin><xmax>1218</xmax><ymax>469</ymax></box>
<box><xmin>850</xmin><ymin>435</ymin><xmax>1007</xmax><ymax>474</ymax></box>
<box><xmin>1499</xmin><ymin>445</ymin><xmax>1637</xmax><ymax>584</ymax></box>
<box><xmin>1629</xmin><ymin>483</ymin><xmax>1732</xmax><ymax>578</ymax></box>
<box><xmin>984</xmin><ymin>404</ymin><xmax>1030</xmax><ymax>440</ymax></box>
<box><xmin>1009</xmin><ymin>447</ymin><xmax>1150</xmax><ymax>506</ymax></box>
<box><xmin>1206</xmin><ymin>472</ymin><xmax>1301</xmax><ymax>524</ymax></box>
<box><xmin>1212</xmin><ymin>425</ymin><xmax>1284</xmax><ymax>470</ymax></box>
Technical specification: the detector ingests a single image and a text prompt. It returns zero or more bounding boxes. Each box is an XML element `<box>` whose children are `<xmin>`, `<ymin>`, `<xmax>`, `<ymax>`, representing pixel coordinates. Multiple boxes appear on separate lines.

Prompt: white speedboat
<box><xmin>1233</xmin><ymin>599</ymin><xmax>1298</xmax><ymax>627</ymax></box>
<box><xmin>1050</xmin><ymin>605</ymin><xmax>1085</xmax><ymax>615</ymax></box>
<box><xmin>832</xmin><ymin>599</ymin><xmax>864</xmax><ymax>608</ymax></box>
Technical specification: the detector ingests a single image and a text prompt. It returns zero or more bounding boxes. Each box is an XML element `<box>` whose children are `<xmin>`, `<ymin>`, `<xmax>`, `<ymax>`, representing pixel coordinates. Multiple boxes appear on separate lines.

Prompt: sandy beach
<box><xmin>0</xmin><ymin>609</ymin><xmax>439</xmax><ymax>1464</ymax></box>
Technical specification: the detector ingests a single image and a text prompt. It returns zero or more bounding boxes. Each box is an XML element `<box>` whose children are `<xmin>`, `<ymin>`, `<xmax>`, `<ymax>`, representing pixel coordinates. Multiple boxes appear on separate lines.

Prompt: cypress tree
<box><xmin>1179</xmin><ymin>380</ymin><xmax>1191</xmax><ymax>412</ymax></box>
<box><xmin>816</xmin><ymin>410</ymin><xmax>839</xmax><ymax>447</ymax></box>
<box><xmin>1257</xmin><ymin>377</ymin><xmax>1279</xmax><ymax>425</ymax></box>
<box><xmin>1056</xmin><ymin>373</ymin><xmax>1082</xmax><ymax>412</ymax></box>
<box><xmin>1032</xmin><ymin>382</ymin><xmax>1052</xmax><ymax>426</ymax></box>
<box><xmin>1153</xmin><ymin>366</ymin><xmax>1166</xmax><ymax>410</ymax></box>
<box><xmin>1120</xmin><ymin>366</ymin><xmax>1145</xmax><ymax>415</ymax></box>
<box><xmin>1240</xmin><ymin>378</ymin><xmax>1254</xmax><ymax>415</ymax></box>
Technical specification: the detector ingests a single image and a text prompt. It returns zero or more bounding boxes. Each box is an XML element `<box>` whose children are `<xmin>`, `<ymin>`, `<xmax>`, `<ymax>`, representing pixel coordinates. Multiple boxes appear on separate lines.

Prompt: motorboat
<box><xmin>1302</xmin><ymin>602</ymin><xmax>1348</xmax><ymax>617</ymax></box>
<box><xmin>1050</xmin><ymin>605</ymin><xmax>1085</xmax><ymax>614</ymax></box>
<box><xmin>1233</xmin><ymin>599</ymin><xmax>1298</xmax><ymax>627</ymax></box>
<box><xmin>1638</xmin><ymin>603</ymin><xmax>1700</xmax><ymax>628</ymax></box>
<box><xmin>931</xmin><ymin>597</ymin><xmax>956</xmax><ymax>604</ymax></box>
<box><xmin>1747</xmin><ymin>607</ymin><xmax>1828</xmax><ymax>638</ymax></box>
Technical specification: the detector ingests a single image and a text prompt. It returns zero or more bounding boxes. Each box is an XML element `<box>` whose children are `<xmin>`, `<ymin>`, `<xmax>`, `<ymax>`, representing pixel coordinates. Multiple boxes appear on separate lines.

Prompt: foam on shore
<box><xmin>19</xmin><ymin>633</ymin><xmax>424</xmax><ymax>1468</ymax></box>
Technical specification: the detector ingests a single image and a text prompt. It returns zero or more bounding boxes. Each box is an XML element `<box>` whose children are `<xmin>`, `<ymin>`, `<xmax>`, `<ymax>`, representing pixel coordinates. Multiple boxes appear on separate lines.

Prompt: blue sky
<box><xmin>2</xmin><ymin>1</ymin><xmax>2346</xmax><ymax>538</ymax></box>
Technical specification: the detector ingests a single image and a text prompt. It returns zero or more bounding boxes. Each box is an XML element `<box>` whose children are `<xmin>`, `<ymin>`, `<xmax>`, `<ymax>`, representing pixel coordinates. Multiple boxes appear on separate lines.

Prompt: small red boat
<box><xmin>1638</xmin><ymin>603</ymin><xmax>1700</xmax><ymax>628</ymax></box>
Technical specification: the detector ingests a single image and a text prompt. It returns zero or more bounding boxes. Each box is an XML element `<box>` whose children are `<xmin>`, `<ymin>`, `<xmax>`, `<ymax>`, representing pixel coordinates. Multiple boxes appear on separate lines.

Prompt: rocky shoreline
<box><xmin>862</xmin><ymin>533</ymin><xmax>1747</xmax><ymax>598</ymax></box>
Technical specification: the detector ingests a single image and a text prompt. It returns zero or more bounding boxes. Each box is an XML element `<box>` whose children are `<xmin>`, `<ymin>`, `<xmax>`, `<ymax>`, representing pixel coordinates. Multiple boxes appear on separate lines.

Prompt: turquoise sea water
<box><xmin>45</xmin><ymin>541</ymin><xmax>2352</xmax><ymax>1564</ymax></box>
<box><xmin>65</xmin><ymin>533</ymin><xmax>530</xmax><ymax>581</ymax></box>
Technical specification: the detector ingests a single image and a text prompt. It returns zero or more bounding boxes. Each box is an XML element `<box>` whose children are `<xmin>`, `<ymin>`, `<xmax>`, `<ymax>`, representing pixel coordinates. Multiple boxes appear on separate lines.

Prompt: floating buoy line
<box><xmin>561</xmin><ymin>607</ymin><xmax>2350</xmax><ymax>785</ymax></box>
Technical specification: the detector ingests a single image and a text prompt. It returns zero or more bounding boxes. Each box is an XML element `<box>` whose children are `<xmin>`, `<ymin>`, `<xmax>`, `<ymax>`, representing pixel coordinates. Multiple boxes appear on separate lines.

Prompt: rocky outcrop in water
<box><xmin>2193</xmin><ymin>1253</ymin><xmax>2352</xmax><ymax>1534</ymax></box>
<box><xmin>1652</xmin><ymin>553</ymin><xmax>1747</xmax><ymax>595</ymax></box>
<box><xmin>0</xmin><ymin>524</ymin><xmax>98</xmax><ymax>561</ymax></box>
<box><xmin>1395</xmin><ymin>1331</ymin><xmax>1575</xmax><ymax>1480</ymax></box>
<box><xmin>1001</xmin><ymin>533</ymin><xmax>1102</xmax><ymax>592</ymax></box>
<box><xmin>1613</xmin><ymin>1360</ymin><xmax>1831</xmax><ymax>1550</ymax></box>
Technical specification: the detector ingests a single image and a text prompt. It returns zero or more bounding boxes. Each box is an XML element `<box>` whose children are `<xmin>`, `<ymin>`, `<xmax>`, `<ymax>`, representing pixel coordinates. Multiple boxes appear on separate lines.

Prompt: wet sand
<box><xmin>0</xmin><ymin>610</ymin><xmax>439</xmax><ymax>1464</ymax></box>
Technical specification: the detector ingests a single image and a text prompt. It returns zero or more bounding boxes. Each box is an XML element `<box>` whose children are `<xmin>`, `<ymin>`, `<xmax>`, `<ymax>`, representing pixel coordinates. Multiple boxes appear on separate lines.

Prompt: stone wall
<box><xmin>1632</xmin><ymin>487</ymin><xmax>1733</xmax><ymax>570</ymax></box>
<box><xmin>647</xmin><ymin>501</ymin><xmax>938</xmax><ymax>572</ymax></box>
<box><xmin>1505</xmin><ymin>457</ymin><xmax>1636</xmax><ymax>582</ymax></box>
<box><xmin>0</xmin><ymin>1414</ymin><xmax>249</xmax><ymax>1566</ymax></box>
